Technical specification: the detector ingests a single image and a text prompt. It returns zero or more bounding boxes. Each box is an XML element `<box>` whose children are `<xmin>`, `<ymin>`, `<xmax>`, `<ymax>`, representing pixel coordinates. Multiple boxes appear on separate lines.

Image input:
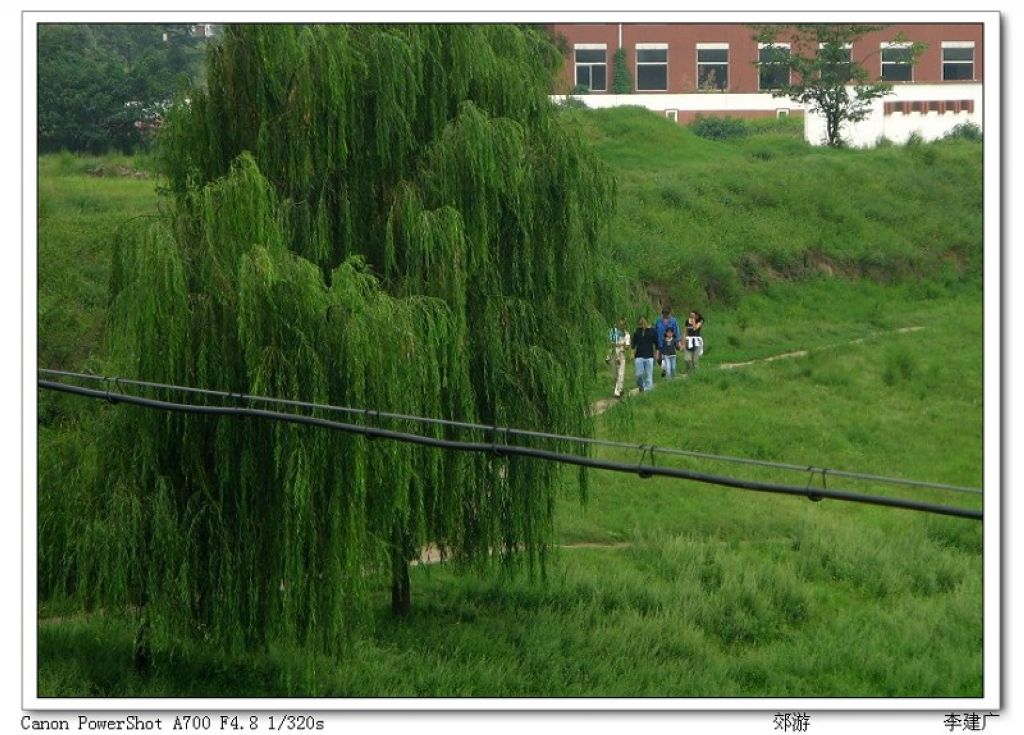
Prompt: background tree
<box><xmin>37</xmin><ymin>24</ymin><xmax>206</xmax><ymax>153</ymax></box>
<box><xmin>59</xmin><ymin>24</ymin><xmax>622</xmax><ymax>656</ymax></box>
<box><xmin>751</xmin><ymin>24</ymin><xmax>926</xmax><ymax>147</ymax></box>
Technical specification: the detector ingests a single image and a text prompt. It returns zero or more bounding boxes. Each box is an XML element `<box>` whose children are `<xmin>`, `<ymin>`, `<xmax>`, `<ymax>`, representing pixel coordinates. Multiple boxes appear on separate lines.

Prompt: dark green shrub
<box><xmin>689</xmin><ymin>250</ymin><xmax>742</xmax><ymax>304</ymax></box>
<box><xmin>944</xmin><ymin>122</ymin><xmax>982</xmax><ymax>142</ymax></box>
<box><xmin>882</xmin><ymin>345</ymin><xmax>918</xmax><ymax>386</ymax></box>
<box><xmin>658</xmin><ymin>182</ymin><xmax>686</xmax><ymax>207</ymax></box>
<box><xmin>555</xmin><ymin>95</ymin><xmax>589</xmax><ymax>111</ymax></box>
<box><xmin>691</xmin><ymin>115</ymin><xmax>748</xmax><ymax>141</ymax></box>
<box><xmin>737</xmin><ymin>253</ymin><xmax>764</xmax><ymax>287</ymax></box>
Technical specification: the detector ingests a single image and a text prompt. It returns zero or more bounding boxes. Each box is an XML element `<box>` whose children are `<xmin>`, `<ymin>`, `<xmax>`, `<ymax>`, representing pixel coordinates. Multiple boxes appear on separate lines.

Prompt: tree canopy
<box><xmin>37</xmin><ymin>24</ymin><xmax>206</xmax><ymax>153</ymax></box>
<box><xmin>65</xmin><ymin>24</ymin><xmax>621</xmax><ymax>655</ymax></box>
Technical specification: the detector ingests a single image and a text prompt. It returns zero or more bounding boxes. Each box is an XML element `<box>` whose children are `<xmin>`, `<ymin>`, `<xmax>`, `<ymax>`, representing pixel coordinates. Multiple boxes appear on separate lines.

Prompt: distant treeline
<box><xmin>37</xmin><ymin>24</ymin><xmax>210</xmax><ymax>154</ymax></box>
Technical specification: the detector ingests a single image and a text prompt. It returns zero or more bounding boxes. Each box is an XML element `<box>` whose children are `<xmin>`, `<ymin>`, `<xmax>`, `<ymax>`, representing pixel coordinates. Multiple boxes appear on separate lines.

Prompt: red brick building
<box><xmin>549</xmin><ymin>23</ymin><xmax>985</xmax><ymax>144</ymax></box>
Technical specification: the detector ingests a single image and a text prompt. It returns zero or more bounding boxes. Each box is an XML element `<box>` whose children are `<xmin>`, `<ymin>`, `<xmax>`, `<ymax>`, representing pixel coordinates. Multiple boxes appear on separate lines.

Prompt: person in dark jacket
<box><xmin>632</xmin><ymin>316</ymin><xmax>659</xmax><ymax>392</ymax></box>
<box><xmin>659</xmin><ymin>327</ymin><xmax>679</xmax><ymax>378</ymax></box>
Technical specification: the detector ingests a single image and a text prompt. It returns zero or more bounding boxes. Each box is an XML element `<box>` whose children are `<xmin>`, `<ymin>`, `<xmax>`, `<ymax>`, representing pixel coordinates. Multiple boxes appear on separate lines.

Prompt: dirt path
<box><xmin>38</xmin><ymin>606</ymin><xmax>142</xmax><ymax>626</ymax></box>
<box><xmin>591</xmin><ymin>325</ymin><xmax>926</xmax><ymax>416</ymax></box>
<box><xmin>412</xmin><ymin>541</ymin><xmax>632</xmax><ymax>566</ymax></box>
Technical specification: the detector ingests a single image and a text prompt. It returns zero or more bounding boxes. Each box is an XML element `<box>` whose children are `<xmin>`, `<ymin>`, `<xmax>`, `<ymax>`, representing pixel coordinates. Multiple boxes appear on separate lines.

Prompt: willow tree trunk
<box><xmin>391</xmin><ymin>557</ymin><xmax>411</xmax><ymax>617</ymax></box>
<box><xmin>391</xmin><ymin>522</ymin><xmax>412</xmax><ymax>617</ymax></box>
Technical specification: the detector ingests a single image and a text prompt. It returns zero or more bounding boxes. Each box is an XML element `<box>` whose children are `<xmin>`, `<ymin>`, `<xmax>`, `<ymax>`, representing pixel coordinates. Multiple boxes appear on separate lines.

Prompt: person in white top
<box><xmin>609</xmin><ymin>317</ymin><xmax>631</xmax><ymax>397</ymax></box>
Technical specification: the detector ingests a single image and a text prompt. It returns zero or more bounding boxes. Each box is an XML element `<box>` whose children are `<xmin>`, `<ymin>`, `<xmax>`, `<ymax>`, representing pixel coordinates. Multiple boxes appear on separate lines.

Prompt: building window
<box><xmin>881</xmin><ymin>42</ymin><xmax>914</xmax><ymax>82</ymax></box>
<box><xmin>574</xmin><ymin>44</ymin><xmax>607</xmax><ymax>92</ymax></box>
<box><xmin>665</xmin><ymin>109</ymin><xmax>678</xmax><ymax>122</ymax></box>
<box><xmin>758</xmin><ymin>43</ymin><xmax>791</xmax><ymax>90</ymax></box>
<box><xmin>697</xmin><ymin>44</ymin><xmax>729</xmax><ymax>90</ymax></box>
<box><xmin>636</xmin><ymin>43</ymin><xmax>668</xmax><ymax>91</ymax></box>
<box><xmin>942</xmin><ymin>41</ymin><xmax>975</xmax><ymax>81</ymax></box>
<box><xmin>776</xmin><ymin>109</ymin><xmax>790</xmax><ymax>118</ymax></box>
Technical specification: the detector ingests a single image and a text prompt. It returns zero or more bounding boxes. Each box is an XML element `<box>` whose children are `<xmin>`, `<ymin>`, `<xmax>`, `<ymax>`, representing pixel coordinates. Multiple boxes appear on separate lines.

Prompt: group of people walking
<box><xmin>607</xmin><ymin>308</ymin><xmax>704</xmax><ymax>398</ymax></box>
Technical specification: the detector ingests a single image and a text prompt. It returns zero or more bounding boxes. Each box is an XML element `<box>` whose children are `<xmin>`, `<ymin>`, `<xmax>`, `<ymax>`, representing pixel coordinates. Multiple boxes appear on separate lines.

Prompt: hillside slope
<box><xmin>570</xmin><ymin>106</ymin><xmax>982</xmax><ymax>310</ymax></box>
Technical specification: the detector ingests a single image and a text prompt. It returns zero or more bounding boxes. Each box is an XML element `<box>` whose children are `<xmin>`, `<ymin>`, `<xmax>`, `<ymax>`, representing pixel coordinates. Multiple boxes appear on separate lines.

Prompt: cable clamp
<box><xmin>105</xmin><ymin>376</ymin><xmax>123</xmax><ymax>404</ymax></box>
<box><xmin>805</xmin><ymin>466</ymin><xmax>823</xmax><ymax>502</ymax></box>
<box><xmin>366</xmin><ymin>409</ymin><xmax>380</xmax><ymax>440</ymax></box>
<box><xmin>490</xmin><ymin>425</ymin><xmax>508</xmax><ymax>457</ymax></box>
<box><xmin>638</xmin><ymin>445</ymin><xmax>655</xmax><ymax>479</ymax></box>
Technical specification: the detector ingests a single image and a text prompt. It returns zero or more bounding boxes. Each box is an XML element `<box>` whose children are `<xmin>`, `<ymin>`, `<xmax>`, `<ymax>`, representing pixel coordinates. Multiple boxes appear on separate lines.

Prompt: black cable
<box><xmin>38</xmin><ymin>380</ymin><xmax>983</xmax><ymax>521</ymax></box>
<box><xmin>36</xmin><ymin>369</ymin><xmax>982</xmax><ymax>496</ymax></box>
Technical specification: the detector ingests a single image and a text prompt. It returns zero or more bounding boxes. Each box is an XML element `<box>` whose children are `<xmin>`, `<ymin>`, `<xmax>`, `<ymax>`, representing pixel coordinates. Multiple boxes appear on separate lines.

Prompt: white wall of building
<box><xmin>553</xmin><ymin>82</ymin><xmax>982</xmax><ymax>148</ymax></box>
<box><xmin>804</xmin><ymin>83</ymin><xmax>982</xmax><ymax>147</ymax></box>
<box><xmin>551</xmin><ymin>93</ymin><xmax>799</xmax><ymax>115</ymax></box>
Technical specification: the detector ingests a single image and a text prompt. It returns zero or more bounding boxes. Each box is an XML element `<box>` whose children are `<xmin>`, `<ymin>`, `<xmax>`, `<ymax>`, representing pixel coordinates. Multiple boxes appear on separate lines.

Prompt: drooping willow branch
<box><xmin>43</xmin><ymin>24</ymin><xmax>621</xmax><ymax>654</ymax></box>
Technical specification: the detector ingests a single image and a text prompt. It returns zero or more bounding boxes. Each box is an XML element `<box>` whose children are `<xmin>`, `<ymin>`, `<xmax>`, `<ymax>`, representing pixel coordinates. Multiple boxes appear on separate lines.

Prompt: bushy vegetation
<box><xmin>691</xmin><ymin>114</ymin><xmax>749</xmax><ymax>140</ymax></box>
<box><xmin>944</xmin><ymin>121</ymin><xmax>983</xmax><ymax>142</ymax></box>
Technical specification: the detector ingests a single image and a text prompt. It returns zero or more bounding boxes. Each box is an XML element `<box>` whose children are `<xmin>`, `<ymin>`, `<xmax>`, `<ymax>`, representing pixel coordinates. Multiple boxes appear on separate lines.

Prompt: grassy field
<box><xmin>35</xmin><ymin>108</ymin><xmax>984</xmax><ymax>699</ymax></box>
<box><xmin>38</xmin><ymin>293</ymin><xmax>983</xmax><ymax>697</ymax></box>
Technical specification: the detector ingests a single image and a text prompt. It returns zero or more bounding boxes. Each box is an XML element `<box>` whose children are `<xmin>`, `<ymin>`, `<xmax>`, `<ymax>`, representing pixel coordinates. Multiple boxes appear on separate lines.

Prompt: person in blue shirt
<box><xmin>654</xmin><ymin>307</ymin><xmax>680</xmax><ymax>376</ymax></box>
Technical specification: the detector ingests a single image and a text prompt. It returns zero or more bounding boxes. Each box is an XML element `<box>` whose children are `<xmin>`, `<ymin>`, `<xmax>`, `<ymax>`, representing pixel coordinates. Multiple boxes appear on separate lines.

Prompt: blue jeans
<box><xmin>662</xmin><ymin>354</ymin><xmax>677</xmax><ymax>378</ymax></box>
<box><xmin>634</xmin><ymin>357</ymin><xmax>654</xmax><ymax>391</ymax></box>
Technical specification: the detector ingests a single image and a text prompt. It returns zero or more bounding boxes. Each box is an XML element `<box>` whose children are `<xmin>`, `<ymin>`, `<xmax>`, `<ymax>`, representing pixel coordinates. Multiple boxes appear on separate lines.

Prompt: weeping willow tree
<box><xmin>47</xmin><ymin>24</ymin><xmax>623</xmax><ymax>656</ymax></box>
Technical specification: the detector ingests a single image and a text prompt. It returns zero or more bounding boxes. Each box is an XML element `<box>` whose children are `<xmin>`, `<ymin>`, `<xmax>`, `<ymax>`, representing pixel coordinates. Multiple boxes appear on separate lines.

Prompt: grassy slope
<box><xmin>577</xmin><ymin>107</ymin><xmax>982</xmax><ymax>311</ymax></box>
<box><xmin>37</xmin><ymin>152</ymin><xmax>160</xmax><ymax>371</ymax></box>
<box><xmin>36</xmin><ymin>112</ymin><xmax>984</xmax><ymax>698</ymax></box>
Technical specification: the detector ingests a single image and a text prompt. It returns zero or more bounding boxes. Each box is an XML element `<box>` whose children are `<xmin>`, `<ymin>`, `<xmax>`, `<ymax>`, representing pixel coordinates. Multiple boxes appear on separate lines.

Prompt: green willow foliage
<box><xmin>52</xmin><ymin>24</ymin><xmax>619</xmax><ymax>654</ymax></box>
